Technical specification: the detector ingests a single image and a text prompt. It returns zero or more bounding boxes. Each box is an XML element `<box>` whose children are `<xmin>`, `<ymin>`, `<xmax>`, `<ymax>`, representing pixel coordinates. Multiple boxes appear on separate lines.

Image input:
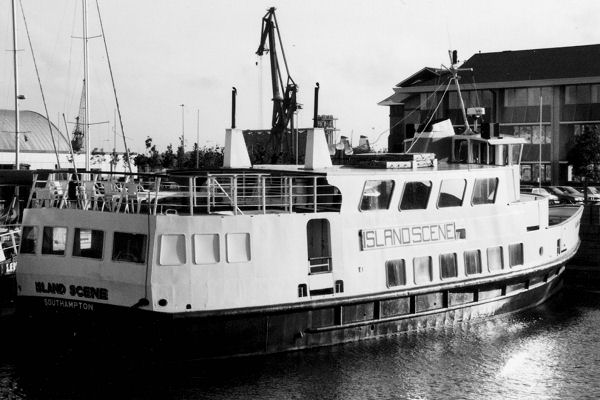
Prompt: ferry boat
<box><xmin>15</xmin><ymin>112</ymin><xmax>582</xmax><ymax>357</ymax></box>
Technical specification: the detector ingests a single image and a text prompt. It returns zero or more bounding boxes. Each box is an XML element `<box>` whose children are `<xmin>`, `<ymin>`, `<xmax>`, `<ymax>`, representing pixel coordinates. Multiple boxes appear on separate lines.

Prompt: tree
<box><xmin>133</xmin><ymin>137</ymin><xmax>162</xmax><ymax>171</ymax></box>
<box><xmin>567</xmin><ymin>125</ymin><xmax>600</xmax><ymax>202</ymax></box>
<box><xmin>162</xmin><ymin>144</ymin><xmax>176</xmax><ymax>169</ymax></box>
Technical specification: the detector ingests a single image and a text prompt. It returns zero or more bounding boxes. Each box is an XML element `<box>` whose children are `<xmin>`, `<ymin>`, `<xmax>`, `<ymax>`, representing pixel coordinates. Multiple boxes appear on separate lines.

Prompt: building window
<box><xmin>73</xmin><ymin>228</ymin><xmax>104</xmax><ymax>259</ymax></box>
<box><xmin>438</xmin><ymin>179</ymin><xmax>466</xmax><ymax>208</ymax></box>
<box><xmin>487</xmin><ymin>246</ymin><xmax>504</xmax><ymax>272</ymax></box>
<box><xmin>42</xmin><ymin>226</ymin><xmax>67</xmax><ymax>256</ymax></box>
<box><xmin>592</xmin><ymin>85</ymin><xmax>600</xmax><ymax>103</ymax></box>
<box><xmin>400</xmin><ymin>181</ymin><xmax>432</xmax><ymax>210</ymax></box>
<box><xmin>413</xmin><ymin>256</ymin><xmax>432</xmax><ymax>285</ymax></box>
<box><xmin>464</xmin><ymin>250</ymin><xmax>482</xmax><ymax>275</ymax></box>
<box><xmin>360</xmin><ymin>180</ymin><xmax>394</xmax><ymax>211</ymax></box>
<box><xmin>159</xmin><ymin>234</ymin><xmax>186</xmax><ymax>265</ymax></box>
<box><xmin>439</xmin><ymin>253</ymin><xmax>457</xmax><ymax>279</ymax></box>
<box><xmin>386</xmin><ymin>259</ymin><xmax>406</xmax><ymax>287</ymax></box>
<box><xmin>20</xmin><ymin>226</ymin><xmax>37</xmax><ymax>254</ymax></box>
<box><xmin>335</xmin><ymin>280</ymin><xmax>344</xmax><ymax>293</ymax></box>
<box><xmin>112</xmin><ymin>232</ymin><xmax>147</xmax><ymax>264</ymax></box>
<box><xmin>472</xmin><ymin>178</ymin><xmax>498</xmax><ymax>205</ymax></box>
<box><xmin>565</xmin><ymin>85</ymin><xmax>591</xmax><ymax>105</ymax></box>
<box><xmin>509</xmin><ymin>243</ymin><xmax>524</xmax><ymax>267</ymax></box>
<box><xmin>501</xmin><ymin>125</ymin><xmax>551</xmax><ymax>144</ymax></box>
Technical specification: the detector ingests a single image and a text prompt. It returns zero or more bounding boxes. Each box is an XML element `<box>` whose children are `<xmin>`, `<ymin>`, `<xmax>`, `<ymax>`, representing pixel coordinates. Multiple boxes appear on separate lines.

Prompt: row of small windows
<box><xmin>386</xmin><ymin>243</ymin><xmax>524</xmax><ymax>287</ymax></box>
<box><xmin>360</xmin><ymin>177</ymin><xmax>498</xmax><ymax>212</ymax></box>
<box><xmin>21</xmin><ymin>226</ymin><xmax>148</xmax><ymax>264</ymax></box>
<box><xmin>21</xmin><ymin>226</ymin><xmax>251</xmax><ymax>266</ymax></box>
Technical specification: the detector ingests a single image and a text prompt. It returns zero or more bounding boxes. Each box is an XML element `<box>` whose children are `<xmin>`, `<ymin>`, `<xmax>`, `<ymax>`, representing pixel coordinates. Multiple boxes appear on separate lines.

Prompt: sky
<box><xmin>1</xmin><ymin>0</ymin><xmax>600</xmax><ymax>154</ymax></box>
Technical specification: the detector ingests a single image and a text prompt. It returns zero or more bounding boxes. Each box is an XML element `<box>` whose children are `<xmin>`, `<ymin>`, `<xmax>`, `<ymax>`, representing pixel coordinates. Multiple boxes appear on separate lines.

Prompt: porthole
<box><xmin>539</xmin><ymin>246</ymin><xmax>544</xmax><ymax>256</ymax></box>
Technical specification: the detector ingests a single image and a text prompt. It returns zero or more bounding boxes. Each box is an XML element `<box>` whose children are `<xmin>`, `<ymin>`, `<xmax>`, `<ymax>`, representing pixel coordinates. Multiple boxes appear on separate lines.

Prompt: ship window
<box><xmin>73</xmin><ymin>228</ymin><xmax>104</xmax><ymax>259</ymax></box>
<box><xmin>42</xmin><ymin>226</ymin><xmax>67</xmax><ymax>256</ymax></box>
<box><xmin>464</xmin><ymin>250</ymin><xmax>482</xmax><ymax>275</ymax></box>
<box><xmin>400</xmin><ymin>181</ymin><xmax>432</xmax><ymax>210</ymax></box>
<box><xmin>20</xmin><ymin>226</ymin><xmax>37</xmax><ymax>254</ymax></box>
<box><xmin>413</xmin><ymin>256</ymin><xmax>432</xmax><ymax>284</ymax></box>
<box><xmin>112</xmin><ymin>232</ymin><xmax>147</xmax><ymax>264</ymax></box>
<box><xmin>437</xmin><ymin>179</ymin><xmax>466</xmax><ymax>208</ymax></box>
<box><xmin>439</xmin><ymin>253</ymin><xmax>458</xmax><ymax>279</ymax></box>
<box><xmin>509</xmin><ymin>243</ymin><xmax>524</xmax><ymax>267</ymax></box>
<box><xmin>226</xmin><ymin>233</ymin><xmax>251</xmax><ymax>263</ymax></box>
<box><xmin>472</xmin><ymin>178</ymin><xmax>498</xmax><ymax>205</ymax></box>
<box><xmin>386</xmin><ymin>259</ymin><xmax>406</xmax><ymax>287</ymax></box>
<box><xmin>360</xmin><ymin>180</ymin><xmax>395</xmax><ymax>211</ymax></box>
<box><xmin>487</xmin><ymin>246</ymin><xmax>504</xmax><ymax>272</ymax></box>
<box><xmin>193</xmin><ymin>234</ymin><xmax>220</xmax><ymax>264</ymax></box>
<box><xmin>159</xmin><ymin>234</ymin><xmax>186</xmax><ymax>265</ymax></box>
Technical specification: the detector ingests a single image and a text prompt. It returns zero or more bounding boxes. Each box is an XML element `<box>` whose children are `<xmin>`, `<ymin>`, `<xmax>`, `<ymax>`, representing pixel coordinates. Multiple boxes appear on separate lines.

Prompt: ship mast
<box><xmin>82</xmin><ymin>0</ymin><xmax>91</xmax><ymax>171</ymax></box>
<box><xmin>446</xmin><ymin>50</ymin><xmax>473</xmax><ymax>134</ymax></box>
<box><xmin>11</xmin><ymin>0</ymin><xmax>20</xmax><ymax>169</ymax></box>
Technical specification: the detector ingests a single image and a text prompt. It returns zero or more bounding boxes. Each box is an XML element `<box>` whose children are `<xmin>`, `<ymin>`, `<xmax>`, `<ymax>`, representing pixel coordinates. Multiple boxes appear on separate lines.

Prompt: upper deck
<box><xmin>26</xmin><ymin>157</ymin><xmax>520</xmax><ymax>219</ymax></box>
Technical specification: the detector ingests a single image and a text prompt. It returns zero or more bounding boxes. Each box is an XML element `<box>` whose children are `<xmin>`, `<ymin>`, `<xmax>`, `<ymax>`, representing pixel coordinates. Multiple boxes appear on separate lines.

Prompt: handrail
<box><xmin>25</xmin><ymin>171</ymin><xmax>341</xmax><ymax>216</ymax></box>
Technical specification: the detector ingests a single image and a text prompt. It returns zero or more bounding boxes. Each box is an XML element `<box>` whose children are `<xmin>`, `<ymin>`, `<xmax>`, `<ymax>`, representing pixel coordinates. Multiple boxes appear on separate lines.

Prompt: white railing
<box><xmin>26</xmin><ymin>171</ymin><xmax>342</xmax><ymax>217</ymax></box>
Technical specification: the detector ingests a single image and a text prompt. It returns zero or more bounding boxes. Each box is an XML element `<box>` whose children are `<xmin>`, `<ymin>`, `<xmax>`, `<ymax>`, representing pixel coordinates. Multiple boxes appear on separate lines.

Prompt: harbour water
<box><xmin>1</xmin><ymin>290</ymin><xmax>599</xmax><ymax>399</ymax></box>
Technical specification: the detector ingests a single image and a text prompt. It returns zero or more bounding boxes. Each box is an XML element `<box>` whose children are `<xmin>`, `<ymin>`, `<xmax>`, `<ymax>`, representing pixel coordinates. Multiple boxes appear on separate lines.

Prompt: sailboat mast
<box><xmin>11</xmin><ymin>0</ymin><xmax>20</xmax><ymax>169</ymax></box>
<box><xmin>83</xmin><ymin>0</ymin><xmax>90</xmax><ymax>171</ymax></box>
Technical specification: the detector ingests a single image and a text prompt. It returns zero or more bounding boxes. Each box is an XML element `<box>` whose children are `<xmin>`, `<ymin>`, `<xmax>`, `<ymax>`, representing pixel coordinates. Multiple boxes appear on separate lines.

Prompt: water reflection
<box><xmin>2</xmin><ymin>292</ymin><xmax>600</xmax><ymax>399</ymax></box>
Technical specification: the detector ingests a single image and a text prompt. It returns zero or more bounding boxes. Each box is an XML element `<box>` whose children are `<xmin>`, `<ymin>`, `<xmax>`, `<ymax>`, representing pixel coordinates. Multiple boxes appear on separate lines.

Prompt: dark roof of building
<box><xmin>394</xmin><ymin>44</ymin><xmax>600</xmax><ymax>90</ymax></box>
<box><xmin>0</xmin><ymin>109</ymin><xmax>70</xmax><ymax>153</ymax></box>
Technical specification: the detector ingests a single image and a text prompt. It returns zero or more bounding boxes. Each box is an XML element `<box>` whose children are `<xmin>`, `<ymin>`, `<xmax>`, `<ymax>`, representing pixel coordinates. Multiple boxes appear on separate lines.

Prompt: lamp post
<box><xmin>180</xmin><ymin>104</ymin><xmax>185</xmax><ymax>152</ymax></box>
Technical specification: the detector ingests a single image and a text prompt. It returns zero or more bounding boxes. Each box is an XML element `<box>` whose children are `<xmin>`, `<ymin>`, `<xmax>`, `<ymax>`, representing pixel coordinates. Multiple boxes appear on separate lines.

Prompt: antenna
<box><xmin>444</xmin><ymin>50</ymin><xmax>473</xmax><ymax>133</ymax></box>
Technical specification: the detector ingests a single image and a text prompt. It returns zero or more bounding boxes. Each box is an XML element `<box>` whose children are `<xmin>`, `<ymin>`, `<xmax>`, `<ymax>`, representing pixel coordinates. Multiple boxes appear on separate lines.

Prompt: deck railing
<box><xmin>26</xmin><ymin>171</ymin><xmax>342</xmax><ymax>216</ymax></box>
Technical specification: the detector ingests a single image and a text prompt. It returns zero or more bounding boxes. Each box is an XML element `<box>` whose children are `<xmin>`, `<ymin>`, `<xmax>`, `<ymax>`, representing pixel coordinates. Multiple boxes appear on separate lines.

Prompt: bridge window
<box><xmin>400</xmin><ymin>181</ymin><xmax>432</xmax><ymax>210</ymax></box>
<box><xmin>413</xmin><ymin>256</ymin><xmax>432</xmax><ymax>284</ymax></box>
<box><xmin>226</xmin><ymin>233</ymin><xmax>251</xmax><ymax>263</ymax></box>
<box><xmin>438</xmin><ymin>179</ymin><xmax>466</xmax><ymax>208</ymax></box>
<box><xmin>472</xmin><ymin>178</ymin><xmax>499</xmax><ymax>205</ymax></box>
<box><xmin>386</xmin><ymin>259</ymin><xmax>406</xmax><ymax>287</ymax></box>
<box><xmin>112</xmin><ymin>232</ymin><xmax>147</xmax><ymax>264</ymax></box>
<box><xmin>193</xmin><ymin>234</ymin><xmax>220</xmax><ymax>264</ymax></box>
<box><xmin>487</xmin><ymin>246</ymin><xmax>504</xmax><ymax>272</ymax></box>
<box><xmin>159</xmin><ymin>234</ymin><xmax>186</xmax><ymax>265</ymax></box>
<box><xmin>73</xmin><ymin>228</ymin><xmax>104</xmax><ymax>259</ymax></box>
<box><xmin>20</xmin><ymin>226</ymin><xmax>38</xmax><ymax>254</ymax></box>
<box><xmin>440</xmin><ymin>253</ymin><xmax>458</xmax><ymax>279</ymax></box>
<box><xmin>464</xmin><ymin>249</ymin><xmax>482</xmax><ymax>275</ymax></box>
<box><xmin>42</xmin><ymin>226</ymin><xmax>67</xmax><ymax>256</ymax></box>
<box><xmin>360</xmin><ymin>180</ymin><xmax>394</xmax><ymax>211</ymax></box>
<box><xmin>509</xmin><ymin>243</ymin><xmax>524</xmax><ymax>267</ymax></box>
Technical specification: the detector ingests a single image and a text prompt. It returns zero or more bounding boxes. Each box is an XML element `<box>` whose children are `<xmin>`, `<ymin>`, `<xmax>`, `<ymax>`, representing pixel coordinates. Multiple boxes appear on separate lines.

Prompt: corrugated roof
<box><xmin>0</xmin><ymin>109</ymin><xmax>70</xmax><ymax>153</ymax></box>
<box><xmin>397</xmin><ymin>44</ymin><xmax>600</xmax><ymax>89</ymax></box>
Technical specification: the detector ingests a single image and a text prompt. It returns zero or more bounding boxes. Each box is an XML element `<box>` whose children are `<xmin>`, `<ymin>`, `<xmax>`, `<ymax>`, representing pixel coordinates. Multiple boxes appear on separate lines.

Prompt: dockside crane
<box><xmin>256</xmin><ymin>7</ymin><xmax>298</xmax><ymax>163</ymax></box>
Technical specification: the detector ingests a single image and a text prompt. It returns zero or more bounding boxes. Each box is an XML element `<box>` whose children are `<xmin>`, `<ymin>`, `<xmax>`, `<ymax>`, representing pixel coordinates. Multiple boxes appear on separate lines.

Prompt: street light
<box><xmin>180</xmin><ymin>104</ymin><xmax>185</xmax><ymax>151</ymax></box>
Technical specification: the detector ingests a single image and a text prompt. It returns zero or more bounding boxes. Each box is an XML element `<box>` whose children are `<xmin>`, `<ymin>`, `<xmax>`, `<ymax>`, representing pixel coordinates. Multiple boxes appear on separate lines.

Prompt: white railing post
<box><xmin>313</xmin><ymin>176</ymin><xmax>318</xmax><ymax>212</ymax></box>
<box><xmin>288</xmin><ymin>177</ymin><xmax>293</xmax><ymax>213</ymax></box>
<box><xmin>188</xmin><ymin>176</ymin><xmax>194</xmax><ymax>215</ymax></box>
<box><xmin>261</xmin><ymin>176</ymin><xmax>266</xmax><ymax>214</ymax></box>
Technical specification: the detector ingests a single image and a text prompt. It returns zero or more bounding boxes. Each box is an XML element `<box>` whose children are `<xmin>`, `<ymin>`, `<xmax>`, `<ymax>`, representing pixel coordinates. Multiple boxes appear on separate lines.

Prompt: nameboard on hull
<box><xmin>360</xmin><ymin>222</ymin><xmax>458</xmax><ymax>251</ymax></box>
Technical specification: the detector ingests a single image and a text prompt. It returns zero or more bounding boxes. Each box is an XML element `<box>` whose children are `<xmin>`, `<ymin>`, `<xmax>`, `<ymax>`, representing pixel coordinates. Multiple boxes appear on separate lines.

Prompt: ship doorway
<box><xmin>307</xmin><ymin>219</ymin><xmax>332</xmax><ymax>274</ymax></box>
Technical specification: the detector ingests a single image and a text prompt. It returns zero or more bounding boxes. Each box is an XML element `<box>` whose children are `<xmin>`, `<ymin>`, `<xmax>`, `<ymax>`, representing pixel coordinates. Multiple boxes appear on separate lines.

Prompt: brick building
<box><xmin>379</xmin><ymin>44</ymin><xmax>600</xmax><ymax>184</ymax></box>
